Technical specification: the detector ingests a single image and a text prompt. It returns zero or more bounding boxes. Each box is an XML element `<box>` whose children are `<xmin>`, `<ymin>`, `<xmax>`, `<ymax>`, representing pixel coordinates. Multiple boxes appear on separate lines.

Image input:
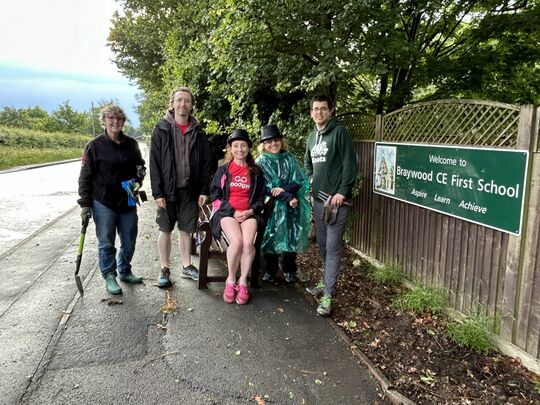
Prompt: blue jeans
<box><xmin>92</xmin><ymin>200</ymin><xmax>138</xmax><ymax>278</ymax></box>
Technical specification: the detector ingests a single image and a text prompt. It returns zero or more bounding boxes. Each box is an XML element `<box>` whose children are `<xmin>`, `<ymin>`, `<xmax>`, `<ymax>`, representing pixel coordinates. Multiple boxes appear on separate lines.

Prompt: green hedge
<box><xmin>0</xmin><ymin>125</ymin><xmax>92</xmax><ymax>149</ymax></box>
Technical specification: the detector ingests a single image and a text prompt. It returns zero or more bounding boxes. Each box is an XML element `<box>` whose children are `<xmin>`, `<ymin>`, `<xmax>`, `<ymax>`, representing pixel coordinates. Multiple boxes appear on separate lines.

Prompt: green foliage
<box><xmin>108</xmin><ymin>0</ymin><xmax>539</xmax><ymax>135</ymax></box>
<box><xmin>0</xmin><ymin>100</ymin><xmax>139</xmax><ymax>136</ymax></box>
<box><xmin>0</xmin><ymin>125</ymin><xmax>92</xmax><ymax>169</ymax></box>
<box><xmin>396</xmin><ymin>282</ymin><xmax>448</xmax><ymax>315</ymax></box>
<box><xmin>446</xmin><ymin>312</ymin><xmax>495</xmax><ymax>354</ymax></box>
<box><xmin>369</xmin><ymin>263</ymin><xmax>404</xmax><ymax>286</ymax></box>
<box><xmin>0</xmin><ymin>125</ymin><xmax>92</xmax><ymax>149</ymax></box>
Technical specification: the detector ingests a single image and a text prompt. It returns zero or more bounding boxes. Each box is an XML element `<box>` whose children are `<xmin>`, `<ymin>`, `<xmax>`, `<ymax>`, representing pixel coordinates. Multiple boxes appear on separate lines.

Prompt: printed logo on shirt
<box><xmin>311</xmin><ymin>140</ymin><xmax>328</xmax><ymax>164</ymax></box>
<box><xmin>230</xmin><ymin>175</ymin><xmax>250</xmax><ymax>189</ymax></box>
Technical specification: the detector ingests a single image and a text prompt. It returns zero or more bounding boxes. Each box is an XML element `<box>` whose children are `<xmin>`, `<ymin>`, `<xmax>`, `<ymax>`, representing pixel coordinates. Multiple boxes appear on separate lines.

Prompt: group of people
<box><xmin>77</xmin><ymin>88</ymin><xmax>357</xmax><ymax>316</ymax></box>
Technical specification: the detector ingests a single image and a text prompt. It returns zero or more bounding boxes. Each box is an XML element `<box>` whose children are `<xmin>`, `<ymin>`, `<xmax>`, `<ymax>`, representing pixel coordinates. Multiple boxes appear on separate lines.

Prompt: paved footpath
<box><xmin>0</xmin><ymin>185</ymin><xmax>388</xmax><ymax>405</ymax></box>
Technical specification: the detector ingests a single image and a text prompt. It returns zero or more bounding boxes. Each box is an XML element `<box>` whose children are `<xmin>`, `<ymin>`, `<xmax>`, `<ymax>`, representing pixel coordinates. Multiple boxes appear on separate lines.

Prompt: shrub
<box><xmin>0</xmin><ymin>125</ymin><xmax>91</xmax><ymax>149</ymax></box>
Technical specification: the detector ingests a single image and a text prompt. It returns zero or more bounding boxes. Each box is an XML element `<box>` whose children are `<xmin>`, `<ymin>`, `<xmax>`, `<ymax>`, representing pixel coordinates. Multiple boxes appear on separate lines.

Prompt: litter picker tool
<box><xmin>74</xmin><ymin>214</ymin><xmax>90</xmax><ymax>296</ymax></box>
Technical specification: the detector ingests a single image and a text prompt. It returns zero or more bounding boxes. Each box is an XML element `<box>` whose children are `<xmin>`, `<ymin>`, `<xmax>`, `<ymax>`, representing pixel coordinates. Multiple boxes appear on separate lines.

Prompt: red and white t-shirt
<box><xmin>228</xmin><ymin>161</ymin><xmax>251</xmax><ymax>211</ymax></box>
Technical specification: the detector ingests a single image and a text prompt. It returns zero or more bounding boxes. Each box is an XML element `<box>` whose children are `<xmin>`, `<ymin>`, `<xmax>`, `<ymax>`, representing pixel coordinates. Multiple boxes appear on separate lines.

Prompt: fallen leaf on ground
<box><xmin>160</xmin><ymin>291</ymin><xmax>177</xmax><ymax>313</ymax></box>
<box><xmin>101</xmin><ymin>298</ymin><xmax>122</xmax><ymax>305</ymax></box>
<box><xmin>250</xmin><ymin>395</ymin><xmax>267</xmax><ymax>404</ymax></box>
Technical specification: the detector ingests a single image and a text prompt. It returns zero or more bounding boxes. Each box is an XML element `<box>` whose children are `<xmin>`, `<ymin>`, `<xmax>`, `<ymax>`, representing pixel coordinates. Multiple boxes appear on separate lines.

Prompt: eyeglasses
<box><xmin>106</xmin><ymin>115</ymin><xmax>125</xmax><ymax>122</ymax></box>
<box><xmin>263</xmin><ymin>138</ymin><xmax>282</xmax><ymax>144</ymax></box>
<box><xmin>173</xmin><ymin>97</ymin><xmax>193</xmax><ymax>104</ymax></box>
<box><xmin>311</xmin><ymin>107</ymin><xmax>329</xmax><ymax>113</ymax></box>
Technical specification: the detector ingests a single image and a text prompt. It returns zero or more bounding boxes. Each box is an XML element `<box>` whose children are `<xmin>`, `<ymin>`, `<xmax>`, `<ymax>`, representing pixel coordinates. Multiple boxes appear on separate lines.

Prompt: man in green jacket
<box><xmin>304</xmin><ymin>94</ymin><xmax>357</xmax><ymax>316</ymax></box>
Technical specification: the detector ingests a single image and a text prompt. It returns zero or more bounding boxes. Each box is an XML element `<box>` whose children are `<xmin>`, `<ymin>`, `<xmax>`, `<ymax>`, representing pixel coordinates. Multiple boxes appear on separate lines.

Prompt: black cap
<box><xmin>260</xmin><ymin>124</ymin><xmax>282</xmax><ymax>142</ymax></box>
<box><xmin>227</xmin><ymin>129</ymin><xmax>252</xmax><ymax>147</ymax></box>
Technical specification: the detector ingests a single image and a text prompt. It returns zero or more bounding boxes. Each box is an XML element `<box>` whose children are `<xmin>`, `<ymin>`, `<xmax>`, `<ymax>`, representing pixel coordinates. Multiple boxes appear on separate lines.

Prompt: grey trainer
<box><xmin>317</xmin><ymin>294</ymin><xmax>332</xmax><ymax>316</ymax></box>
<box><xmin>157</xmin><ymin>267</ymin><xmax>172</xmax><ymax>288</ymax></box>
<box><xmin>181</xmin><ymin>264</ymin><xmax>199</xmax><ymax>281</ymax></box>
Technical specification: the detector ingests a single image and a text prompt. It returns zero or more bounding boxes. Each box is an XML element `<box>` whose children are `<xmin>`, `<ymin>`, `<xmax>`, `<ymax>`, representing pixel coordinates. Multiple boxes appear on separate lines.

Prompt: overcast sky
<box><xmin>0</xmin><ymin>0</ymin><xmax>140</xmax><ymax>126</ymax></box>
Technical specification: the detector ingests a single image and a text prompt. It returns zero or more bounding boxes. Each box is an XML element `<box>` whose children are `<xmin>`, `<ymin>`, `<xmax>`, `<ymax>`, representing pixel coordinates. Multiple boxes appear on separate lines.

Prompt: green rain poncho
<box><xmin>256</xmin><ymin>151</ymin><xmax>311</xmax><ymax>254</ymax></box>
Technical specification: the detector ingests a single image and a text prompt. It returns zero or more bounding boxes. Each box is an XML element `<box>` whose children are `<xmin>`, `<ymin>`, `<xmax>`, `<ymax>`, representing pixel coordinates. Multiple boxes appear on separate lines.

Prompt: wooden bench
<box><xmin>196</xmin><ymin>205</ymin><xmax>261</xmax><ymax>290</ymax></box>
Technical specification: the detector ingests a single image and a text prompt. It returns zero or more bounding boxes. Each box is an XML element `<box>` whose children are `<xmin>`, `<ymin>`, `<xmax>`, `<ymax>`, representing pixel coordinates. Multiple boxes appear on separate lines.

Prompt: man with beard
<box><xmin>150</xmin><ymin>87</ymin><xmax>211</xmax><ymax>287</ymax></box>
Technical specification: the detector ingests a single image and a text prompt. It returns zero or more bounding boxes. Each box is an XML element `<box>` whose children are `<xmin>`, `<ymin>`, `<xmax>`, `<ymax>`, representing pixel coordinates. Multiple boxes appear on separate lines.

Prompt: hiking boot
<box><xmin>262</xmin><ymin>272</ymin><xmax>275</xmax><ymax>283</ymax></box>
<box><xmin>306</xmin><ymin>281</ymin><xmax>325</xmax><ymax>297</ymax></box>
<box><xmin>157</xmin><ymin>267</ymin><xmax>172</xmax><ymax>288</ymax></box>
<box><xmin>181</xmin><ymin>264</ymin><xmax>199</xmax><ymax>281</ymax></box>
<box><xmin>236</xmin><ymin>284</ymin><xmax>250</xmax><ymax>305</ymax></box>
<box><xmin>105</xmin><ymin>272</ymin><xmax>122</xmax><ymax>295</ymax></box>
<box><xmin>119</xmin><ymin>273</ymin><xmax>143</xmax><ymax>284</ymax></box>
<box><xmin>284</xmin><ymin>272</ymin><xmax>298</xmax><ymax>283</ymax></box>
<box><xmin>317</xmin><ymin>294</ymin><xmax>332</xmax><ymax>316</ymax></box>
<box><xmin>223</xmin><ymin>283</ymin><xmax>237</xmax><ymax>304</ymax></box>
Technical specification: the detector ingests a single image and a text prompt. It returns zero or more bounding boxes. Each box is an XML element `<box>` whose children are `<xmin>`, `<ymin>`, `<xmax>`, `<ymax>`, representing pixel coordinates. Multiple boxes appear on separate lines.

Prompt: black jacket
<box><xmin>78</xmin><ymin>131</ymin><xmax>145</xmax><ymax>211</ymax></box>
<box><xmin>150</xmin><ymin>112</ymin><xmax>211</xmax><ymax>201</ymax></box>
<box><xmin>209</xmin><ymin>162</ymin><xmax>266</xmax><ymax>240</ymax></box>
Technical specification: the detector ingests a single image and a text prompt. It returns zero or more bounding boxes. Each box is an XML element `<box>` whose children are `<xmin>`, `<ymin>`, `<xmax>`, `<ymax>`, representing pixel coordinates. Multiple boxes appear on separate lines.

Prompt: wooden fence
<box><xmin>340</xmin><ymin>100</ymin><xmax>540</xmax><ymax>372</ymax></box>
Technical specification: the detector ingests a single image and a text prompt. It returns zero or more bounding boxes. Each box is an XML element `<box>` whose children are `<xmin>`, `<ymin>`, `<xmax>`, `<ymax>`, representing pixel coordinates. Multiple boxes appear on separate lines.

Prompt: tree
<box><xmin>108</xmin><ymin>0</ymin><xmax>539</xmax><ymax>146</ymax></box>
<box><xmin>52</xmin><ymin>101</ymin><xmax>88</xmax><ymax>133</ymax></box>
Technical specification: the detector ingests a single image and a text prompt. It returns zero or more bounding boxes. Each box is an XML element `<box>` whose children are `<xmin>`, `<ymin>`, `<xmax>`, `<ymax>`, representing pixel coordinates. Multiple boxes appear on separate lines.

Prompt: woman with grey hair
<box><xmin>78</xmin><ymin>105</ymin><xmax>146</xmax><ymax>295</ymax></box>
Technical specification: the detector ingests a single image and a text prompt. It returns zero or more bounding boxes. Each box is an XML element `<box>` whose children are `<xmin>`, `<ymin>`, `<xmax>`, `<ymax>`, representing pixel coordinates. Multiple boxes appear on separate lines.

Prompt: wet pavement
<box><xmin>0</xmin><ymin>158</ymin><xmax>391</xmax><ymax>405</ymax></box>
<box><xmin>0</xmin><ymin>161</ymin><xmax>81</xmax><ymax>256</ymax></box>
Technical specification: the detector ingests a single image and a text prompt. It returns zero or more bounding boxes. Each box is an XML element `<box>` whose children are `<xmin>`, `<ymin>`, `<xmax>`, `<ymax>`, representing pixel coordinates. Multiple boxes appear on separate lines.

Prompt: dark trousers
<box><xmin>263</xmin><ymin>252</ymin><xmax>297</xmax><ymax>275</ymax></box>
<box><xmin>312</xmin><ymin>200</ymin><xmax>350</xmax><ymax>296</ymax></box>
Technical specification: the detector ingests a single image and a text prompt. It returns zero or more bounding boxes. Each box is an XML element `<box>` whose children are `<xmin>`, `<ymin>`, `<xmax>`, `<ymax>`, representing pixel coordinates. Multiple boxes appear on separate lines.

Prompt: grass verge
<box><xmin>368</xmin><ymin>262</ymin><xmax>404</xmax><ymax>286</ymax></box>
<box><xmin>446</xmin><ymin>311</ymin><xmax>495</xmax><ymax>354</ymax></box>
<box><xmin>395</xmin><ymin>282</ymin><xmax>448</xmax><ymax>315</ymax></box>
<box><xmin>0</xmin><ymin>147</ymin><xmax>83</xmax><ymax>170</ymax></box>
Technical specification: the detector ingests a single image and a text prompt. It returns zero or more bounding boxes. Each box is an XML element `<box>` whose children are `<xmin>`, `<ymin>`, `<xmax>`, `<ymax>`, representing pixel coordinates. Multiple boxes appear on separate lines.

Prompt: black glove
<box><xmin>81</xmin><ymin>206</ymin><xmax>92</xmax><ymax>219</ymax></box>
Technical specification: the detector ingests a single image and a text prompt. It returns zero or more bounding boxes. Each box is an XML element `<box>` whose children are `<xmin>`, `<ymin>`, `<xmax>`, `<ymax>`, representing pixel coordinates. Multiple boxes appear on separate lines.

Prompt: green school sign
<box><xmin>373</xmin><ymin>142</ymin><xmax>529</xmax><ymax>235</ymax></box>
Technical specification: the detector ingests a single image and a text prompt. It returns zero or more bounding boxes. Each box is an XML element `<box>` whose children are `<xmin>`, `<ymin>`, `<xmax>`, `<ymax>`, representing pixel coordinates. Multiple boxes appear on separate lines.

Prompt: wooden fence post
<box><xmin>500</xmin><ymin>105</ymin><xmax>537</xmax><ymax>344</ymax></box>
<box><xmin>372</xmin><ymin>114</ymin><xmax>383</xmax><ymax>260</ymax></box>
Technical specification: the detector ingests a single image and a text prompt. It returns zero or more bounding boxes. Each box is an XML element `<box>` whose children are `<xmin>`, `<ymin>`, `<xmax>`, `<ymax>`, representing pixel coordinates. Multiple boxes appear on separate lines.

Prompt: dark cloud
<box><xmin>0</xmin><ymin>63</ymin><xmax>140</xmax><ymax>126</ymax></box>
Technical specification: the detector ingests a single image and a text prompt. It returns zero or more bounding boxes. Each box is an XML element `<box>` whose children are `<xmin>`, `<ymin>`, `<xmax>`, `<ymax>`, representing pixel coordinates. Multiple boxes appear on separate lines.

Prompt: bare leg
<box><xmin>178</xmin><ymin>230</ymin><xmax>192</xmax><ymax>267</ymax></box>
<box><xmin>157</xmin><ymin>231</ymin><xmax>172</xmax><ymax>268</ymax></box>
<box><xmin>238</xmin><ymin>218</ymin><xmax>257</xmax><ymax>285</ymax></box>
<box><xmin>221</xmin><ymin>217</ymin><xmax>243</xmax><ymax>284</ymax></box>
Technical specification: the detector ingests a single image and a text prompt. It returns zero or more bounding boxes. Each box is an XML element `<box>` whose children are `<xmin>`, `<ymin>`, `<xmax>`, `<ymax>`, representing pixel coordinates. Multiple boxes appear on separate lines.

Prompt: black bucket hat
<box><xmin>227</xmin><ymin>129</ymin><xmax>252</xmax><ymax>147</ymax></box>
<box><xmin>260</xmin><ymin>124</ymin><xmax>283</xmax><ymax>142</ymax></box>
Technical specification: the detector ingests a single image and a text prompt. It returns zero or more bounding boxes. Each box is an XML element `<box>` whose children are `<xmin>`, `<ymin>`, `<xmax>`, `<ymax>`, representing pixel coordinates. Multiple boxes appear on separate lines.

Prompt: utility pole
<box><xmin>91</xmin><ymin>102</ymin><xmax>96</xmax><ymax>137</ymax></box>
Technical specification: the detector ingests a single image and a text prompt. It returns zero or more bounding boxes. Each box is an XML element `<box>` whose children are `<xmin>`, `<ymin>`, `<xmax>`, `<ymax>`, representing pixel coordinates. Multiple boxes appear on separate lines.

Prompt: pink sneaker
<box><xmin>223</xmin><ymin>283</ymin><xmax>237</xmax><ymax>304</ymax></box>
<box><xmin>235</xmin><ymin>284</ymin><xmax>250</xmax><ymax>305</ymax></box>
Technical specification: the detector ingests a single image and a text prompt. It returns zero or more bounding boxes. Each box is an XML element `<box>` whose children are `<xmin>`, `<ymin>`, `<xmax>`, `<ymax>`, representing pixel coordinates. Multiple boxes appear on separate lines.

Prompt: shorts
<box><xmin>156</xmin><ymin>189</ymin><xmax>199</xmax><ymax>233</ymax></box>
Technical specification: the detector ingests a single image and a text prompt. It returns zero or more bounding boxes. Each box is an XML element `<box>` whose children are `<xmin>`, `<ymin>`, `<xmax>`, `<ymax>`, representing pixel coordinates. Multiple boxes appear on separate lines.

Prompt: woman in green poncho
<box><xmin>256</xmin><ymin>124</ymin><xmax>311</xmax><ymax>283</ymax></box>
